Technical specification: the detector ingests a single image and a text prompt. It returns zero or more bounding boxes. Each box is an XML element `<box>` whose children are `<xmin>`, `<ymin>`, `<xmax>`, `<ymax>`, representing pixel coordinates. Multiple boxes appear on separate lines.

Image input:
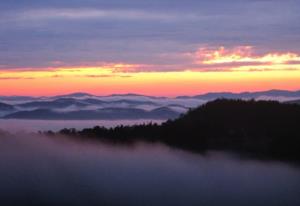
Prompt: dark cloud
<box><xmin>0</xmin><ymin>0</ymin><xmax>299</xmax><ymax>71</ymax></box>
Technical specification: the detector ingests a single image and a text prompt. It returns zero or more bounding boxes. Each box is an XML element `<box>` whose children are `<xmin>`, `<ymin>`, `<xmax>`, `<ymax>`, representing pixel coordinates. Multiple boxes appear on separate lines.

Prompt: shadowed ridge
<box><xmin>49</xmin><ymin>99</ymin><xmax>300</xmax><ymax>162</ymax></box>
<box><xmin>0</xmin><ymin>102</ymin><xmax>15</xmax><ymax>111</ymax></box>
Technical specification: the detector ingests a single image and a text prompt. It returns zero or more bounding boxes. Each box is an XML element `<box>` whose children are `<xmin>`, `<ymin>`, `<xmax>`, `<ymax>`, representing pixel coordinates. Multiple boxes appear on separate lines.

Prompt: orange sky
<box><xmin>1</xmin><ymin>46</ymin><xmax>300</xmax><ymax>96</ymax></box>
<box><xmin>1</xmin><ymin>69</ymin><xmax>299</xmax><ymax>97</ymax></box>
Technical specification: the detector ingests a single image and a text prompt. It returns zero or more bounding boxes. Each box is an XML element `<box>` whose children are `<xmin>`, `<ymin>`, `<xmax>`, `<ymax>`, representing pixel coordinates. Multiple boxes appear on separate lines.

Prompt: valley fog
<box><xmin>0</xmin><ymin>119</ymin><xmax>163</xmax><ymax>132</ymax></box>
<box><xmin>0</xmin><ymin>132</ymin><xmax>299</xmax><ymax>206</ymax></box>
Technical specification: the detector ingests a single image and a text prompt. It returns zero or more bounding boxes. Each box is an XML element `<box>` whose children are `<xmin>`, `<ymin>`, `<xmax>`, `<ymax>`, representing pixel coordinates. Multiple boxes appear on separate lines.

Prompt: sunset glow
<box><xmin>1</xmin><ymin>0</ymin><xmax>299</xmax><ymax>96</ymax></box>
<box><xmin>1</xmin><ymin>2</ymin><xmax>300</xmax><ymax>205</ymax></box>
<box><xmin>1</xmin><ymin>57</ymin><xmax>300</xmax><ymax>96</ymax></box>
<box><xmin>194</xmin><ymin>46</ymin><xmax>300</xmax><ymax>71</ymax></box>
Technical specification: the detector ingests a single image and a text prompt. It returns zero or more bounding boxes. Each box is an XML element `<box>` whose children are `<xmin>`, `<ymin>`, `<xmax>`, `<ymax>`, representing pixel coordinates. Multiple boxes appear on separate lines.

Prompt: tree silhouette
<box><xmin>46</xmin><ymin>99</ymin><xmax>300</xmax><ymax>161</ymax></box>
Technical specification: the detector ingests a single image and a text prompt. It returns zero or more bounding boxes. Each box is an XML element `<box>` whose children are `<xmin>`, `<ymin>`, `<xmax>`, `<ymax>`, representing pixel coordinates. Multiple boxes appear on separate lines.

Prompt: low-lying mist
<box><xmin>1</xmin><ymin>130</ymin><xmax>300</xmax><ymax>206</ymax></box>
<box><xmin>0</xmin><ymin>119</ymin><xmax>164</xmax><ymax>132</ymax></box>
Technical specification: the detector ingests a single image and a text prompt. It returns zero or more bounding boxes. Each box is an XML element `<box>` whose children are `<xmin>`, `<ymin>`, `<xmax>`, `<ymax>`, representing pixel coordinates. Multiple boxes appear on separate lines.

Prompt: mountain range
<box><xmin>1</xmin><ymin>89</ymin><xmax>300</xmax><ymax>120</ymax></box>
<box><xmin>54</xmin><ymin>99</ymin><xmax>300</xmax><ymax>161</ymax></box>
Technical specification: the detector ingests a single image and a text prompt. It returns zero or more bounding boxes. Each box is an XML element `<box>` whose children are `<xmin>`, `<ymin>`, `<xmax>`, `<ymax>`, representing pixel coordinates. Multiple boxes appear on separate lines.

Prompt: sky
<box><xmin>0</xmin><ymin>0</ymin><xmax>300</xmax><ymax>96</ymax></box>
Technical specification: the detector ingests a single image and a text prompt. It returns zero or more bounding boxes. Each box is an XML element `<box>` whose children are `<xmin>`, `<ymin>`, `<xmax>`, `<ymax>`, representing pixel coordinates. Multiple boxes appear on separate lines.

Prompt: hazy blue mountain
<box><xmin>177</xmin><ymin>89</ymin><xmax>300</xmax><ymax>100</ymax></box>
<box><xmin>0</xmin><ymin>102</ymin><xmax>14</xmax><ymax>111</ymax></box>
<box><xmin>0</xmin><ymin>96</ymin><xmax>38</xmax><ymax>102</ymax></box>
<box><xmin>108</xmin><ymin>93</ymin><xmax>166</xmax><ymax>99</ymax></box>
<box><xmin>1</xmin><ymin>89</ymin><xmax>300</xmax><ymax>120</ymax></box>
<box><xmin>150</xmin><ymin>107</ymin><xmax>180</xmax><ymax>119</ymax></box>
<box><xmin>53</xmin><ymin>92</ymin><xmax>93</xmax><ymax>99</ymax></box>
<box><xmin>81</xmin><ymin>98</ymin><xmax>158</xmax><ymax>106</ymax></box>
<box><xmin>16</xmin><ymin>98</ymin><xmax>160</xmax><ymax>109</ymax></box>
<box><xmin>81</xmin><ymin>98</ymin><xmax>106</xmax><ymax>105</ymax></box>
<box><xmin>4</xmin><ymin>107</ymin><xmax>180</xmax><ymax>120</ymax></box>
<box><xmin>54</xmin><ymin>93</ymin><xmax>166</xmax><ymax>101</ymax></box>
<box><xmin>108</xmin><ymin>99</ymin><xmax>159</xmax><ymax>105</ymax></box>
<box><xmin>17</xmin><ymin>98</ymin><xmax>89</xmax><ymax>109</ymax></box>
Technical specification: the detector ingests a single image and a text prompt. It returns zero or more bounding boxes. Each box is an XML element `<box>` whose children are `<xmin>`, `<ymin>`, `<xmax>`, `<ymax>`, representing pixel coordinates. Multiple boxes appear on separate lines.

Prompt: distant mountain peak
<box><xmin>176</xmin><ymin>89</ymin><xmax>300</xmax><ymax>100</ymax></box>
<box><xmin>0</xmin><ymin>102</ymin><xmax>15</xmax><ymax>111</ymax></box>
<box><xmin>63</xmin><ymin>92</ymin><xmax>93</xmax><ymax>97</ymax></box>
<box><xmin>110</xmin><ymin>93</ymin><xmax>143</xmax><ymax>97</ymax></box>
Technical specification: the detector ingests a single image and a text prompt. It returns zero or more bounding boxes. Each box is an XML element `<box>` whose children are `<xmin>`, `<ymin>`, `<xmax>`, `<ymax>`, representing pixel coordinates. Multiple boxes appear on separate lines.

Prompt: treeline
<box><xmin>44</xmin><ymin>99</ymin><xmax>300</xmax><ymax>161</ymax></box>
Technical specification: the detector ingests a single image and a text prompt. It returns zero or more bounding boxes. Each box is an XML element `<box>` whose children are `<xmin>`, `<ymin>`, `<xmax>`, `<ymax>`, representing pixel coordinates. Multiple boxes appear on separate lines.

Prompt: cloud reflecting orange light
<box><xmin>194</xmin><ymin>46</ymin><xmax>300</xmax><ymax>72</ymax></box>
<box><xmin>196</xmin><ymin>46</ymin><xmax>300</xmax><ymax>64</ymax></box>
<box><xmin>0</xmin><ymin>46</ymin><xmax>300</xmax><ymax>96</ymax></box>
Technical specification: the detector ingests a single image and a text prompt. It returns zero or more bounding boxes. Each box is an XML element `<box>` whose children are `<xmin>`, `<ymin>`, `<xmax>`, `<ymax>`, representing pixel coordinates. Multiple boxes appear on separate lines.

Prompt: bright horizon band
<box><xmin>1</xmin><ymin>46</ymin><xmax>300</xmax><ymax>96</ymax></box>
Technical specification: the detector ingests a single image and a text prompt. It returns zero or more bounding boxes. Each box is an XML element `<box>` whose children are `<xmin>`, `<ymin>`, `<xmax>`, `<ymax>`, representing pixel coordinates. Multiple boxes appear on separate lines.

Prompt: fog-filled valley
<box><xmin>0</xmin><ymin>119</ymin><xmax>163</xmax><ymax>132</ymax></box>
<box><xmin>1</xmin><ymin>90</ymin><xmax>300</xmax><ymax>120</ymax></box>
<box><xmin>1</xmin><ymin>94</ymin><xmax>300</xmax><ymax>206</ymax></box>
<box><xmin>2</xmin><ymin>0</ymin><xmax>300</xmax><ymax>205</ymax></box>
<box><xmin>1</xmin><ymin>130</ymin><xmax>300</xmax><ymax>206</ymax></box>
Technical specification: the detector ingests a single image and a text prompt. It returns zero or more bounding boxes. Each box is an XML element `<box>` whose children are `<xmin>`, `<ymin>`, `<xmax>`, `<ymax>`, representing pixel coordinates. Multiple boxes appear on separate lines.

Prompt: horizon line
<box><xmin>1</xmin><ymin>88</ymin><xmax>300</xmax><ymax>98</ymax></box>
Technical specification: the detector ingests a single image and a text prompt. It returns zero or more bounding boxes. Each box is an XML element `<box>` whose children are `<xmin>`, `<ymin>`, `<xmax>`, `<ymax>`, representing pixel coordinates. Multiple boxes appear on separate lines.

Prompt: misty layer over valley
<box><xmin>1</xmin><ymin>97</ymin><xmax>300</xmax><ymax>205</ymax></box>
<box><xmin>1</xmin><ymin>0</ymin><xmax>300</xmax><ymax>205</ymax></box>
<box><xmin>1</xmin><ymin>90</ymin><xmax>300</xmax><ymax>121</ymax></box>
<box><xmin>48</xmin><ymin>99</ymin><xmax>300</xmax><ymax>163</ymax></box>
<box><xmin>0</xmin><ymin>93</ymin><xmax>195</xmax><ymax>120</ymax></box>
<box><xmin>0</xmin><ymin>130</ymin><xmax>300</xmax><ymax>206</ymax></box>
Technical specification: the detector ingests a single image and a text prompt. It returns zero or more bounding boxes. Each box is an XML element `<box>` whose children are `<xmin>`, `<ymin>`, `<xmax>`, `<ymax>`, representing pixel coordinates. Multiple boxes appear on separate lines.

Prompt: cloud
<box><xmin>1</xmin><ymin>45</ymin><xmax>300</xmax><ymax>74</ymax></box>
<box><xmin>83</xmin><ymin>74</ymin><xmax>132</xmax><ymax>78</ymax></box>
<box><xmin>0</xmin><ymin>0</ymin><xmax>300</xmax><ymax>71</ymax></box>
<box><xmin>286</xmin><ymin>60</ymin><xmax>300</xmax><ymax>65</ymax></box>
<box><xmin>2</xmin><ymin>46</ymin><xmax>300</xmax><ymax>74</ymax></box>
<box><xmin>17</xmin><ymin>8</ymin><xmax>194</xmax><ymax>22</ymax></box>
<box><xmin>187</xmin><ymin>46</ymin><xmax>300</xmax><ymax>72</ymax></box>
<box><xmin>194</xmin><ymin>46</ymin><xmax>300</xmax><ymax>65</ymax></box>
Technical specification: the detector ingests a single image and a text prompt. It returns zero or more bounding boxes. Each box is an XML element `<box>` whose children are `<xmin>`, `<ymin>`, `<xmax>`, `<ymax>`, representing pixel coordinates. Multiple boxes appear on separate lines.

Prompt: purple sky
<box><xmin>1</xmin><ymin>0</ymin><xmax>299</xmax><ymax>71</ymax></box>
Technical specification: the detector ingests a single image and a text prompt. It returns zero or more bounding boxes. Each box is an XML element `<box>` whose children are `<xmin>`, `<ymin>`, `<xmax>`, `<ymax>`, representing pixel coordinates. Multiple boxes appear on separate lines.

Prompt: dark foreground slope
<box><xmin>49</xmin><ymin>99</ymin><xmax>300</xmax><ymax>161</ymax></box>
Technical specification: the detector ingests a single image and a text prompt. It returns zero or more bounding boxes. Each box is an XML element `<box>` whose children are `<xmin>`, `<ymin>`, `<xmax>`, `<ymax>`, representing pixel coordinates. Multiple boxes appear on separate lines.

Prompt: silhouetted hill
<box><xmin>286</xmin><ymin>99</ymin><xmax>300</xmax><ymax>105</ymax></box>
<box><xmin>161</xmin><ymin>100</ymin><xmax>300</xmax><ymax>155</ymax></box>
<box><xmin>51</xmin><ymin>99</ymin><xmax>300</xmax><ymax>161</ymax></box>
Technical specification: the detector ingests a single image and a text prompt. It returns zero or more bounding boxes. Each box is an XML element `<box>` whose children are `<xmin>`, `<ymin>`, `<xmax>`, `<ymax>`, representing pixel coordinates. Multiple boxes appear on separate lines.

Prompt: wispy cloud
<box><xmin>194</xmin><ymin>46</ymin><xmax>300</xmax><ymax>64</ymax></box>
<box><xmin>83</xmin><ymin>74</ymin><xmax>132</xmax><ymax>78</ymax></box>
<box><xmin>187</xmin><ymin>46</ymin><xmax>300</xmax><ymax>72</ymax></box>
<box><xmin>16</xmin><ymin>8</ymin><xmax>195</xmax><ymax>22</ymax></box>
<box><xmin>1</xmin><ymin>0</ymin><xmax>299</xmax><ymax>71</ymax></box>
